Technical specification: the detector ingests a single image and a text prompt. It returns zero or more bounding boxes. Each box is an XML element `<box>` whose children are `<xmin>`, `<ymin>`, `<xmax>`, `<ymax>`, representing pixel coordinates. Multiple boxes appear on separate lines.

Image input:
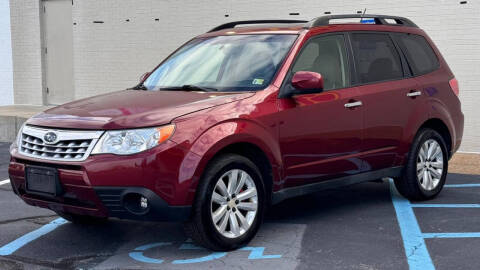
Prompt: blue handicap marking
<box><xmin>0</xmin><ymin>218</ymin><xmax>68</xmax><ymax>256</ymax></box>
<box><xmin>412</xmin><ymin>203</ymin><xmax>480</xmax><ymax>208</ymax></box>
<box><xmin>134</xmin><ymin>242</ymin><xmax>172</xmax><ymax>251</ymax></box>
<box><xmin>173</xmin><ymin>240</ymin><xmax>227</xmax><ymax>264</ymax></box>
<box><xmin>423</xmin><ymin>232</ymin><xmax>480</xmax><ymax>239</ymax></box>
<box><xmin>128</xmin><ymin>242</ymin><xmax>172</xmax><ymax>264</ymax></box>
<box><xmin>444</xmin><ymin>183</ymin><xmax>480</xmax><ymax>188</ymax></box>
<box><xmin>239</xmin><ymin>247</ymin><xmax>282</xmax><ymax>259</ymax></box>
<box><xmin>390</xmin><ymin>179</ymin><xmax>480</xmax><ymax>270</ymax></box>
<box><xmin>129</xmin><ymin>239</ymin><xmax>282</xmax><ymax>264</ymax></box>
<box><xmin>172</xmin><ymin>251</ymin><xmax>227</xmax><ymax>264</ymax></box>
<box><xmin>389</xmin><ymin>179</ymin><xmax>435</xmax><ymax>270</ymax></box>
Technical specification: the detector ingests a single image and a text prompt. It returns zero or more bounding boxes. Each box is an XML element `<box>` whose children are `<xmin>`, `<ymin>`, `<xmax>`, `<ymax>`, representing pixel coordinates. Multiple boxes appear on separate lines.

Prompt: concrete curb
<box><xmin>450</xmin><ymin>152</ymin><xmax>480</xmax><ymax>175</ymax></box>
<box><xmin>0</xmin><ymin>105</ymin><xmax>50</xmax><ymax>143</ymax></box>
<box><xmin>0</xmin><ymin>115</ymin><xmax>27</xmax><ymax>142</ymax></box>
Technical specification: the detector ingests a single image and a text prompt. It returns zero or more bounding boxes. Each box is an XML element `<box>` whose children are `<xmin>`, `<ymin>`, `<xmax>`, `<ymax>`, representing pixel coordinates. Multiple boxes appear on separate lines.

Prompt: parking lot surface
<box><xmin>1</xmin><ymin>141</ymin><xmax>480</xmax><ymax>269</ymax></box>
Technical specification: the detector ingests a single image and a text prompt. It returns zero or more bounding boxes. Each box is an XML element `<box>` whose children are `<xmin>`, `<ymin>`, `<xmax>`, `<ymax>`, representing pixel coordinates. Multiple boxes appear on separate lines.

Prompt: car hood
<box><xmin>27</xmin><ymin>90</ymin><xmax>254</xmax><ymax>130</ymax></box>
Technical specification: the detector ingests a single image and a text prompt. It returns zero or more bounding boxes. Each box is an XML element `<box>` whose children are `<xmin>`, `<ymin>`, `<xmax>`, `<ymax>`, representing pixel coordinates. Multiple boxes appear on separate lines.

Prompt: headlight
<box><xmin>91</xmin><ymin>124</ymin><xmax>175</xmax><ymax>155</ymax></box>
<box><xmin>12</xmin><ymin>123</ymin><xmax>25</xmax><ymax>149</ymax></box>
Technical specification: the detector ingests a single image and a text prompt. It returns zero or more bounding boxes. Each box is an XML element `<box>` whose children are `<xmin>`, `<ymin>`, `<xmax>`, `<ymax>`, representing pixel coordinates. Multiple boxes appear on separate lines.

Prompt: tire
<box><xmin>56</xmin><ymin>211</ymin><xmax>108</xmax><ymax>224</ymax></box>
<box><xmin>184</xmin><ymin>153</ymin><xmax>266</xmax><ymax>251</ymax></box>
<box><xmin>394</xmin><ymin>128</ymin><xmax>448</xmax><ymax>201</ymax></box>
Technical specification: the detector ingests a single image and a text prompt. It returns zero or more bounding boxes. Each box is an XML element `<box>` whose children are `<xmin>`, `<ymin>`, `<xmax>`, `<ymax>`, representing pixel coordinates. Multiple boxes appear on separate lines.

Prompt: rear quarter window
<box><xmin>396</xmin><ymin>34</ymin><xmax>440</xmax><ymax>76</ymax></box>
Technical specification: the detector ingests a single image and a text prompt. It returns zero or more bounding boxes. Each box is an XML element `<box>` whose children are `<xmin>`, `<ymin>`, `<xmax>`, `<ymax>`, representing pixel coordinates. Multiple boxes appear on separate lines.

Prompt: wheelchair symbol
<box><xmin>129</xmin><ymin>240</ymin><xmax>281</xmax><ymax>264</ymax></box>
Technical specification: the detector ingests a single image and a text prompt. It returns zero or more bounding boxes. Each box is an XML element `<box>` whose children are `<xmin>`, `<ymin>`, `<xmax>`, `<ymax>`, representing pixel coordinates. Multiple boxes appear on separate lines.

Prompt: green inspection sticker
<box><xmin>252</xmin><ymin>78</ymin><xmax>264</xmax><ymax>85</ymax></box>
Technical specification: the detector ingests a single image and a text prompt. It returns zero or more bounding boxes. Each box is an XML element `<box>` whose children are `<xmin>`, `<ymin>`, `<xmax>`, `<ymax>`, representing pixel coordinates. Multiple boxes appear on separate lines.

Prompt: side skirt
<box><xmin>271</xmin><ymin>166</ymin><xmax>403</xmax><ymax>204</ymax></box>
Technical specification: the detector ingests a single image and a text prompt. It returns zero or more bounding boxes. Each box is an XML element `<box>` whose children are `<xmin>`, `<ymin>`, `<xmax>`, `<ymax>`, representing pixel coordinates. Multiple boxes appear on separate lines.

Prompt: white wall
<box><xmin>9</xmin><ymin>0</ymin><xmax>44</xmax><ymax>105</ymax></box>
<box><xmin>0</xmin><ymin>0</ymin><xmax>13</xmax><ymax>105</ymax></box>
<box><xmin>8</xmin><ymin>0</ymin><xmax>480</xmax><ymax>152</ymax></box>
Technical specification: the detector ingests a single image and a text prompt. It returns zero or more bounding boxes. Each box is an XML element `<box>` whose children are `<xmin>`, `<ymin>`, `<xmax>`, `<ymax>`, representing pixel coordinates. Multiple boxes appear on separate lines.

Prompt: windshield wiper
<box><xmin>132</xmin><ymin>83</ymin><xmax>148</xmax><ymax>90</ymax></box>
<box><xmin>160</xmin><ymin>85</ymin><xmax>218</xmax><ymax>92</ymax></box>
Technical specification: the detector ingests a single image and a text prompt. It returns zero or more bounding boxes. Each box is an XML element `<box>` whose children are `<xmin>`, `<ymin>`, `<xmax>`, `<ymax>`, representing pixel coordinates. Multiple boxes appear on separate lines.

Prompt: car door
<box><xmin>277</xmin><ymin>34</ymin><xmax>364</xmax><ymax>188</ymax></box>
<box><xmin>349</xmin><ymin>32</ymin><xmax>423</xmax><ymax>171</ymax></box>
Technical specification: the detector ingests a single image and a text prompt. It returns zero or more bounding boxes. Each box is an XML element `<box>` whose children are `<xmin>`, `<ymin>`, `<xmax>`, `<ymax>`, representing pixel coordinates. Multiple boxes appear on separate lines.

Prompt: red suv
<box><xmin>9</xmin><ymin>14</ymin><xmax>463</xmax><ymax>250</ymax></box>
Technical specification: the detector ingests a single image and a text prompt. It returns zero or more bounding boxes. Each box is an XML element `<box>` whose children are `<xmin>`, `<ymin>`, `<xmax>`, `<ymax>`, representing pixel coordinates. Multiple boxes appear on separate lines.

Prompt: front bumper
<box><xmin>8</xmin><ymin>140</ymin><xmax>196</xmax><ymax>221</ymax></box>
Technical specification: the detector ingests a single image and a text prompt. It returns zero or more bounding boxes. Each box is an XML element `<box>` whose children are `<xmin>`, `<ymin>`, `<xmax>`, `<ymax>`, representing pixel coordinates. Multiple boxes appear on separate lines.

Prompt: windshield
<box><xmin>143</xmin><ymin>34</ymin><xmax>297</xmax><ymax>92</ymax></box>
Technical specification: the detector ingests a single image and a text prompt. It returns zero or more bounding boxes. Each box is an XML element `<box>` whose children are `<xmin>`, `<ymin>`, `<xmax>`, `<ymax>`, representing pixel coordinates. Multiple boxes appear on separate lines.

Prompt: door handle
<box><xmin>407</xmin><ymin>91</ymin><xmax>422</xmax><ymax>97</ymax></box>
<box><xmin>344</xmin><ymin>101</ymin><xmax>363</xmax><ymax>108</ymax></box>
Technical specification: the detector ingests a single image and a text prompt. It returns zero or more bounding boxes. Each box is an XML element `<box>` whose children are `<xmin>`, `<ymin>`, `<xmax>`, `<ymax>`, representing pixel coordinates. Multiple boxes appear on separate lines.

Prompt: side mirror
<box><xmin>291</xmin><ymin>71</ymin><xmax>324</xmax><ymax>94</ymax></box>
<box><xmin>139</xmin><ymin>72</ymin><xmax>150</xmax><ymax>82</ymax></box>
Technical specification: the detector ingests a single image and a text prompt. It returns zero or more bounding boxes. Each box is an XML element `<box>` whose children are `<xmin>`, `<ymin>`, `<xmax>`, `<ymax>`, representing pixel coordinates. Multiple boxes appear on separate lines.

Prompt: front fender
<box><xmin>173</xmin><ymin>119</ymin><xmax>282</xmax><ymax>204</ymax></box>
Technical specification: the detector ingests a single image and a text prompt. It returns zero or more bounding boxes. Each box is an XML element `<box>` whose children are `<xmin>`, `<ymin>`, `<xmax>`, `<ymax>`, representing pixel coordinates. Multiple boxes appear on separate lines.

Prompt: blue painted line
<box><xmin>172</xmin><ymin>252</ymin><xmax>227</xmax><ymax>264</ymax></box>
<box><xmin>411</xmin><ymin>204</ymin><xmax>480</xmax><ymax>208</ymax></box>
<box><xmin>239</xmin><ymin>247</ymin><xmax>282</xmax><ymax>259</ymax></box>
<box><xmin>389</xmin><ymin>179</ymin><xmax>435</xmax><ymax>270</ymax></box>
<box><xmin>129</xmin><ymin>251</ymin><xmax>165</xmax><ymax>264</ymax></box>
<box><xmin>134</xmin><ymin>242</ymin><xmax>171</xmax><ymax>251</ymax></box>
<box><xmin>129</xmin><ymin>242</ymin><xmax>171</xmax><ymax>264</ymax></box>
<box><xmin>0</xmin><ymin>218</ymin><xmax>67</xmax><ymax>256</ymax></box>
<box><xmin>445</xmin><ymin>184</ymin><xmax>480</xmax><ymax>188</ymax></box>
<box><xmin>423</xmin><ymin>232</ymin><xmax>480</xmax><ymax>238</ymax></box>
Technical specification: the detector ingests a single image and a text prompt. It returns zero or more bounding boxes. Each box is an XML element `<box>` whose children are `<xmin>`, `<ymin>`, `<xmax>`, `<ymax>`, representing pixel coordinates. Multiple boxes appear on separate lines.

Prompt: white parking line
<box><xmin>0</xmin><ymin>179</ymin><xmax>10</xmax><ymax>186</ymax></box>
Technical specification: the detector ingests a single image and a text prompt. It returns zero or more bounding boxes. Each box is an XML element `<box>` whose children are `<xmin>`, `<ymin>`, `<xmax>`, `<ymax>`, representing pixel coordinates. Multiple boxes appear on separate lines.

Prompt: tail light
<box><xmin>449</xmin><ymin>78</ymin><xmax>459</xmax><ymax>96</ymax></box>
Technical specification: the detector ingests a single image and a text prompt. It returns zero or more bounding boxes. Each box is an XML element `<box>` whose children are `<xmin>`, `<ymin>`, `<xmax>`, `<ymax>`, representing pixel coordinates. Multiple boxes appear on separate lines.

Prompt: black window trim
<box><xmin>346</xmin><ymin>31</ymin><xmax>410</xmax><ymax>87</ymax></box>
<box><xmin>278</xmin><ymin>32</ymin><xmax>353</xmax><ymax>98</ymax></box>
<box><xmin>392</xmin><ymin>32</ymin><xmax>441</xmax><ymax>77</ymax></box>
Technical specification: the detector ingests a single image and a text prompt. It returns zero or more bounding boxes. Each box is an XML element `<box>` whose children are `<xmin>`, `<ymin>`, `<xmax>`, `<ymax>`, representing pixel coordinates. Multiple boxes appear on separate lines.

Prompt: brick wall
<box><xmin>9</xmin><ymin>0</ymin><xmax>43</xmax><ymax>105</ymax></box>
<box><xmin>9</xmin><ymin>0</ymin><xmax>480</xmax><ymax>152</ymax></box>
<box><xmin>0</xmin><ymin>0</ymin><xmax>13</xmax><ymax>105</ymax></box>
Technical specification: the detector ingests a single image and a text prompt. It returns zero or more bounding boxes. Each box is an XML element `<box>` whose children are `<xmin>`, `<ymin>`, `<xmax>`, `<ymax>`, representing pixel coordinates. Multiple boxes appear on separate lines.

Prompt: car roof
<box><xmin>199</xmin><ymin>14</ymin><xmax>421</xmax><ymax>38</ymax></box>
<box><xmin>199</xmin><ymin>24</ymin><xmax>306</xmax><ymax>37</ymax></box>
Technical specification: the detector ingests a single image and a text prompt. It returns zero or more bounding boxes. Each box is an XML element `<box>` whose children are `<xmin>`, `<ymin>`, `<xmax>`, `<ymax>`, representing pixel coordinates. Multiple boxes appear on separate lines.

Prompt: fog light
<box><xmin>140</xmin><ymin>196</ymin><xmax>148</xmax><ymax>209</ymax></box>
<box><xmin>123</xmin><ymin>193</ymin><xmax>149</xmax><ymax>215</ymax></box>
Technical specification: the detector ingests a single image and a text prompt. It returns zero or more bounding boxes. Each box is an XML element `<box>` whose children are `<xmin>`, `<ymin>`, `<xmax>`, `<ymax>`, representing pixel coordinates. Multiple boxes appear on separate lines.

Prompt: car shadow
<box><xmin>7</xmin><ymin>173</ymin><xmax>479</xmax><ymax>268</ymax></box>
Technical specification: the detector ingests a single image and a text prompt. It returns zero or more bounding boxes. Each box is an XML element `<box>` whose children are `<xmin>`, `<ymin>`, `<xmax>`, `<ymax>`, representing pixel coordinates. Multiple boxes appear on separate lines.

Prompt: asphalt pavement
<box><xmin>1</xmin><ymin>141</ymin><xmax>480</xmax><ymax>269</ymax></box>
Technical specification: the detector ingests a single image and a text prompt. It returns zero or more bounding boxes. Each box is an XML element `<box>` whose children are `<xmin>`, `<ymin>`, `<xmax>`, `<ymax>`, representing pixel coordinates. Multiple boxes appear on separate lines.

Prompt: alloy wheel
<box><xmin>210</xmin><ymin>169</ymin><xmax>258</xmax><ymax>238</ymax></box>
<box><xmin>416</xmin><ymin>139</ymin><xmax>444</xmax><ymax>191</ymax></box>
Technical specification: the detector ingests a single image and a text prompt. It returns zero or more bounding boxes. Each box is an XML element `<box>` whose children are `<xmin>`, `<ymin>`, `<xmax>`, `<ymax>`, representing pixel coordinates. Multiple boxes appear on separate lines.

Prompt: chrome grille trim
<box><xmin>18</xmin><ymin>125</ymin><xmax>104</xmax><ymax>162</ymax></box>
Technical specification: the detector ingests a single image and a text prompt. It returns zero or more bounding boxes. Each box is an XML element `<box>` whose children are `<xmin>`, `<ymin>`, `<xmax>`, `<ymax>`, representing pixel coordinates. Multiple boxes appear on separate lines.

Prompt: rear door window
<box><xmin>350</xmin><ymin>33</ymin><xmax>404</xmax><ymax>84</ymax></box>
<box><xmin>396</xmin><ymin>34</ymin><xmax>439</xmax><ymax>75</ymax></box>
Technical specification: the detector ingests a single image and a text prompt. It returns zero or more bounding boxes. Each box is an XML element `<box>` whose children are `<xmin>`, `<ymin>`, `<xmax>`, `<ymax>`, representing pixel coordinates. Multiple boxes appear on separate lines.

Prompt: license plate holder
<box><xmin>25</xmin><ymin>166</ymin><xmax>62</xmax><ymax>196</ymax></box>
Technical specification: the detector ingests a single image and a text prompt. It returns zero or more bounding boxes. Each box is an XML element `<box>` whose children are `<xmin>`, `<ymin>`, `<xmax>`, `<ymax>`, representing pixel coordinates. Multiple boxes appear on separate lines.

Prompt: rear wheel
<box><xmin>394</xmin><ymin>128</ymin><xmax>448</xmax><ymax>201</ymax></box>
<box><xmin>184</xmin><ymin>154</ymin><xmax>265</xmax><ymax>251</ymax></box>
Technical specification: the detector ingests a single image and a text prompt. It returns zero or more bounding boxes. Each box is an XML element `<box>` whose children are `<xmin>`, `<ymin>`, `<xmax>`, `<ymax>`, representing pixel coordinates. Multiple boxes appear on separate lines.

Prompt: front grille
<box><xmin>21</xmin><ymin>134</ymin><xmax>91</xmax><ymax>160</ymax></box>
<box><xmin>18</xmin><ymin>125</ymin><xmax>104</xmax><ymax>162</ymax></box>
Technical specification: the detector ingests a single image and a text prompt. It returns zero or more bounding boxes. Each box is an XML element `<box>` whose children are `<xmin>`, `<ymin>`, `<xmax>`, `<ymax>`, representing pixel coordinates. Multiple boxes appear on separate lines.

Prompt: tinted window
<box><xmin>350</xmin><ymin>33</ymin><xmax>403</xmax><ymax>84</ymax></box>
<box><xmin>397</xmin><ymin>34</ymin><xmax>439</xmax><ymax>75</ymax></box>
<box><xmin>291</xmin><ymin>35</ymin><xmax>350</xmax><ymax>90</ymax></box>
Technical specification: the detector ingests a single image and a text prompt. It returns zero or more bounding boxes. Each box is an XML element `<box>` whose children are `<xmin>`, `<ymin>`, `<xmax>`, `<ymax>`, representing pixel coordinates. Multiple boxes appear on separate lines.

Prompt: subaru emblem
<box><xmin>43</xmin><ymin>132</ymin><xmax>58</xmax><ymax>144</ymax></box>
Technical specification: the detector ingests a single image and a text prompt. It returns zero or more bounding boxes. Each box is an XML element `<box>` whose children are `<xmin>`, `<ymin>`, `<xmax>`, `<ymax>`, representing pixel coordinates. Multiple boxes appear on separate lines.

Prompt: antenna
<box><xmin>360</xmin><ymin>8</ymin><xmax>367</xmax><ymax>23</ymax></box>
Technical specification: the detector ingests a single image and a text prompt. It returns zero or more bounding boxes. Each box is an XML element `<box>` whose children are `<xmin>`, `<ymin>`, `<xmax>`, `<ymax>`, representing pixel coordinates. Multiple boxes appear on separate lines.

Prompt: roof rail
<box><xmin>208</xmin><ymin>20</ymin><xmax>309</xmax><ymax>33</ymax></box>
<box><xmin>305</xmin><ymin>14</ymin><xmax>418</xmax><ymax>28</ymax></box>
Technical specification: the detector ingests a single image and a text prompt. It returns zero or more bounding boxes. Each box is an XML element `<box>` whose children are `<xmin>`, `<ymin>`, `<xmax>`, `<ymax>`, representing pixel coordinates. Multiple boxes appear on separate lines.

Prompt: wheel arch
<box><xmin>179</xmin><ymin>120</ymin><xmax>282</xmax><ymax>205</ymax></box>
<box><xmin>214</xmin><ymin>142</ymin><xmax>274</xmax><ymax>203</ymax></box>
<box><xmin>417</xmin><ymin>118</ymin><xmax>453</xmax><ymax>157</ymax></box>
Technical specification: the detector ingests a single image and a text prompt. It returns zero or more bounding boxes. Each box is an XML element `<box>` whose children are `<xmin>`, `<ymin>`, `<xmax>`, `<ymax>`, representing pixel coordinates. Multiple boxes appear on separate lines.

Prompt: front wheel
<box><xmin>394</xmin><ymin>128</ymin><xmax>448</xmax><ymax>201</ymax></box>
<box><xmin>184</xmin><ymin>154</ymin><xmax>265</xmax><ymax>251</ymax></box>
